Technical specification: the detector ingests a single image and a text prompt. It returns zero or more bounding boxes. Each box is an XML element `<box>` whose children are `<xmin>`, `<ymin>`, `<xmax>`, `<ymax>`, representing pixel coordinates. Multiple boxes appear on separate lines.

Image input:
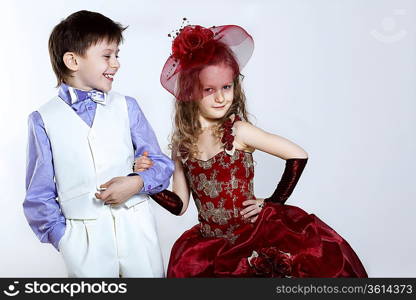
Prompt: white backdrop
<box><xmin>1</xmin><ymin>0</ymin><xmax>415</xmax><ymax>277</ymax></box>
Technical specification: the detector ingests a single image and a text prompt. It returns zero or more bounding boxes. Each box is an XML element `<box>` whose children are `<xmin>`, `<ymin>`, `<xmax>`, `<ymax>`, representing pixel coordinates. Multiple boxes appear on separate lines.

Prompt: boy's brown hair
<box><xmin>48</xmin><ymin>10</ymin><xmax>127</xmax><ymax>86</ymax></box>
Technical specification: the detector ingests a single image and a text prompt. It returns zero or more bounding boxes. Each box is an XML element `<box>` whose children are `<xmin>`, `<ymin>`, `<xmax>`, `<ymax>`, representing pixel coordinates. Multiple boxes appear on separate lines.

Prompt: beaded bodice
<box><xmin>182</xmin><ymin>116</ymin><xmax>256</xmax><ymax>243</ymax></box>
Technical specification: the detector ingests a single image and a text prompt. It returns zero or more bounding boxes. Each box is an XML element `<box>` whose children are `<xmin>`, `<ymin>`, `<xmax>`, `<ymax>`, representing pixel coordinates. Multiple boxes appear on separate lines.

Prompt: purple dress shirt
<box><xmin>24</xmin><ymin>84</ymin><xmax>174</xmax><ymax>250</ymax></box>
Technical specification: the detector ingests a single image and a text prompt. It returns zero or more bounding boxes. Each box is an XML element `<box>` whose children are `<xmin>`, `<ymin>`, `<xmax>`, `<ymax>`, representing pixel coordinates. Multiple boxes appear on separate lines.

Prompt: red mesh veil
<box><xmin>160</xmin><ymin>24</ymin><xmax>254</xmax><ymax>100</ymax></box>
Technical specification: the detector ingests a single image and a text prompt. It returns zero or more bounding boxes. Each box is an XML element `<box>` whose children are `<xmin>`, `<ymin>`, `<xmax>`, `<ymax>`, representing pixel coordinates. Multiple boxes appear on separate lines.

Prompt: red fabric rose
<box><xmin>221</xmin><ymin>134</ymin><xmax>234</xmax><ymax>144</ymax></box>
<box><xmin>248</xmin><ymin>247</ymin><xmax>293</xmax><ymax>277</ymax></box>
<box><xmin>260</xmin><ymin>246</ymin><xmax>279</xmax><ymax>259</ymax></box>
<box><xmin>251</xmin><ymin>256</ymin><xmax>273</xmax><ymax>275</ymax></box>
<box><xmin>274</xmin><ymin>254</ymin><xmax>292</xmax><ymax>276</ymax></box>
<box><xmin>222</xmin><ymin>119</ymin><xmax>233</xmax><ymax>128</ymax></box>
<box><xmin>178</xmin><ymin>144</ymin><xmax>189</xmax><ymax>160</ymax></box>
<box><xmin>172</xmin><ymin>25</ymin><xmax>214</xmax><ymax>61</ymax></box>
<box><xmin>221</xmin><ymin>115</ymin><xmax>241</xmax><ymax>151</ymax></box>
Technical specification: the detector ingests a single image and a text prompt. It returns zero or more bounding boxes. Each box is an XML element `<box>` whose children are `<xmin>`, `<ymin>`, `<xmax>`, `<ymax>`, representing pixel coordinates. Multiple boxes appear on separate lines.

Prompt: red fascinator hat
<box><xmin>160</xmin><ymin>24</ymin><xmax>254</xmax><ymax>100</ymax></box>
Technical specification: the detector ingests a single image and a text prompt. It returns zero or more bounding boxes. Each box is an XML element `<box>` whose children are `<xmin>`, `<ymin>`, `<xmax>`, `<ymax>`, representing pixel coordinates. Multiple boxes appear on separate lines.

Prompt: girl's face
<box><xmin>197</xmin><ymin>64</ymin><xmax>234</xmax><ymax>126</ymax></box>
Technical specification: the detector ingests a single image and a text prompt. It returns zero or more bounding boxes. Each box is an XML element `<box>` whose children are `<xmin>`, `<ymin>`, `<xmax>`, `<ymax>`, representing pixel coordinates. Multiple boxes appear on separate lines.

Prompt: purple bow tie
<box><xmin>73</xmin><ymin>89</ymin><xmax>106</xmax><ymax>104</ymax></box>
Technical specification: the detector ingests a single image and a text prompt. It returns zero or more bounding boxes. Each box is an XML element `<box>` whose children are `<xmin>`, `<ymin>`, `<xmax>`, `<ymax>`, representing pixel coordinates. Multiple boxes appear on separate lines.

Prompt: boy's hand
<box><xmin>95</xmin><ymin>176</ymin><xmax>144</xmax><ymax>206</ymax></box>
<box><xmin>133</xmin><ymin>151</ymin><xmax>154</xmax><ymax>172</ymax></box>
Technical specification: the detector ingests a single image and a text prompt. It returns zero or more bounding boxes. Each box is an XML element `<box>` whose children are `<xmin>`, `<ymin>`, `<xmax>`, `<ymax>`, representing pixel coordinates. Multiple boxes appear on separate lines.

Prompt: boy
<box><xmin>23</xmin><ymin>10</ymin><xmax>174</xmax><ymax>277</ymax></box>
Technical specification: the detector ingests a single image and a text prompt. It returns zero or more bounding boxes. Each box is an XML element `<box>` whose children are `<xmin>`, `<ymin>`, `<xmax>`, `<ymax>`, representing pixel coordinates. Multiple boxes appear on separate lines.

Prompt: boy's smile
<box><xmin>68</xmin><ymin>40</ymin><xmax>120</xmax><ymax>92</ymax></box>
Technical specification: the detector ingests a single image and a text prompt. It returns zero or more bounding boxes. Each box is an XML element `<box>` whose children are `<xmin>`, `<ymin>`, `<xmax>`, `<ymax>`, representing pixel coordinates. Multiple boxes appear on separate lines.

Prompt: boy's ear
<box><xmin>63</xmin><ymin>52</ymin><xmax>79</xmax><ymax>72</ymax></box>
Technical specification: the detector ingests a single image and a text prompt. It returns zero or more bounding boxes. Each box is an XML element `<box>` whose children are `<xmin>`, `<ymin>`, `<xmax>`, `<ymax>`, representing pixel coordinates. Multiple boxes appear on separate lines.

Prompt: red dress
<box><xmin>167</xmin><ymin>118</ymin><xmax>368</xmax><ymax>278</ymax></box>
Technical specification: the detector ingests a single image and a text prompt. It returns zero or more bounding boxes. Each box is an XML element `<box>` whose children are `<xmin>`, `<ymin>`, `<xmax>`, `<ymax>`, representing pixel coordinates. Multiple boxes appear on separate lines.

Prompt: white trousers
<box><xmin>58</xmin><ymin>200</ymin><xmax>165</xmax><ymax>278</ymax></box>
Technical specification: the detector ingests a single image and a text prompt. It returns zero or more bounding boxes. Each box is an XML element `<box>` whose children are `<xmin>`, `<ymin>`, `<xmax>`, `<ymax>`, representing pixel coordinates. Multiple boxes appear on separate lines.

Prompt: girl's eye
<box><xmin>223</xmin><ymin>85</ymin><xmax>232</xmax><ymax>90</ymax></box>
<box><xmin>104</xmin><ymin>55</ymin><xmax>111</xmax><ymax>58</ymax></box>
<box><xmin>204</xmin><ymin>88</ymin><xmax>213</xmax><ymax>92</ymax></box>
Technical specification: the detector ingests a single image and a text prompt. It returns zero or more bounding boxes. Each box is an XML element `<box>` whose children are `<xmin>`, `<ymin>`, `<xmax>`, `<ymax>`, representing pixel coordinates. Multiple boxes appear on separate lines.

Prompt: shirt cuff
<box><xmin>128</xmin><ymin>172</ymin><xmax>163</xmax><ymax>194</ymax></box>
<box><xmin>48</xmin><ymin>221</ymin><xmax>66</xmax><ymax>251</ymax></box>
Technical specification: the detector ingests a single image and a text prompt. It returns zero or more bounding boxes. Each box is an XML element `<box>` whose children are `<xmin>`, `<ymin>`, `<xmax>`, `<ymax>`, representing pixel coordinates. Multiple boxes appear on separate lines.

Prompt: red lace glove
<box><xmin>150</xmin><ymin>190</ymin><xmax>183</xmax><ymax>216</ymax></box>
<box><xmin>264</xmin><ymin>158</ymin><xmax>308</xmax><ymax>204</ymax></box>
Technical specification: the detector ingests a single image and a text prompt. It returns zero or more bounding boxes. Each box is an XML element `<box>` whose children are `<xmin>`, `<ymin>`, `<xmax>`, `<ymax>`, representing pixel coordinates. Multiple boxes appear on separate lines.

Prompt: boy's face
<box><xmin>75</xmin><ymin>39</ymin><xmax>120</xmax><ymax>92</ymax></box>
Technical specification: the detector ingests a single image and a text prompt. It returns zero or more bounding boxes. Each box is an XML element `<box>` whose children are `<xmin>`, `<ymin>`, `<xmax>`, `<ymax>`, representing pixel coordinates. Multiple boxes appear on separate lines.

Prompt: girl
<box><xmin>136</xmin><ymin>24</ymin><xmax>368</xmax><ymax>277</ymax></box>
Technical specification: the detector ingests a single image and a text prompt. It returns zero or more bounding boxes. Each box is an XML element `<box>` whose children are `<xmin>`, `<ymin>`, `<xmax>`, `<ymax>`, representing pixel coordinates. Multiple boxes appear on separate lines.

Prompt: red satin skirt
<box><xmin>167</xmin><ymin>203</ymin><xmax>368</xmax><ymax>278</ymax></box>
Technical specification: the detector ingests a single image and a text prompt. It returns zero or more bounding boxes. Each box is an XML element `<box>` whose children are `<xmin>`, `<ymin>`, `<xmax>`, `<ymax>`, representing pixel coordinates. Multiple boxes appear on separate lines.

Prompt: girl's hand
<box><xmin>241</xmin><ymin>198</ymin><xmax>265</xmax><ymax>223</ymax></box>
<box><xmin>133</xmin><ymin>151</ymin><xmax>154</xmax><ymax>172</ymax></box>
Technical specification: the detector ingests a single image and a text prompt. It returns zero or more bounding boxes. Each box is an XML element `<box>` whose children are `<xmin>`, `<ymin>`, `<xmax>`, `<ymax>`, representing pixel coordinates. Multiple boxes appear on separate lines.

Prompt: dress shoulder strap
<box><xmin>221</xmin><ymin>114</ymin><xmax>241</xmax><ymax>156</ymax></box>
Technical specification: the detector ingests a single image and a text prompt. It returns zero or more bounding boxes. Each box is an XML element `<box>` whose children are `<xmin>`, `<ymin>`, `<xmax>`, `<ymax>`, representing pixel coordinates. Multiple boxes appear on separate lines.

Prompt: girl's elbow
<box><xmin>297</xmin><ymin>147</ymin><xmax>308</xmax><ymax>159</ymax></box>
<box><xmin>287</xmin><ymin>150</ymin><xmax>308</xmax><ymax>160</ymax></box>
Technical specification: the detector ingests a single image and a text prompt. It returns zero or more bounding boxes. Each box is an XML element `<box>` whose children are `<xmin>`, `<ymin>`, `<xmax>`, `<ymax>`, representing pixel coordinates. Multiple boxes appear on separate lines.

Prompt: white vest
<box><xmin>38</xmin><ymin>92</ymin><xmax>147</xmax><ymax>219</ymax></box>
